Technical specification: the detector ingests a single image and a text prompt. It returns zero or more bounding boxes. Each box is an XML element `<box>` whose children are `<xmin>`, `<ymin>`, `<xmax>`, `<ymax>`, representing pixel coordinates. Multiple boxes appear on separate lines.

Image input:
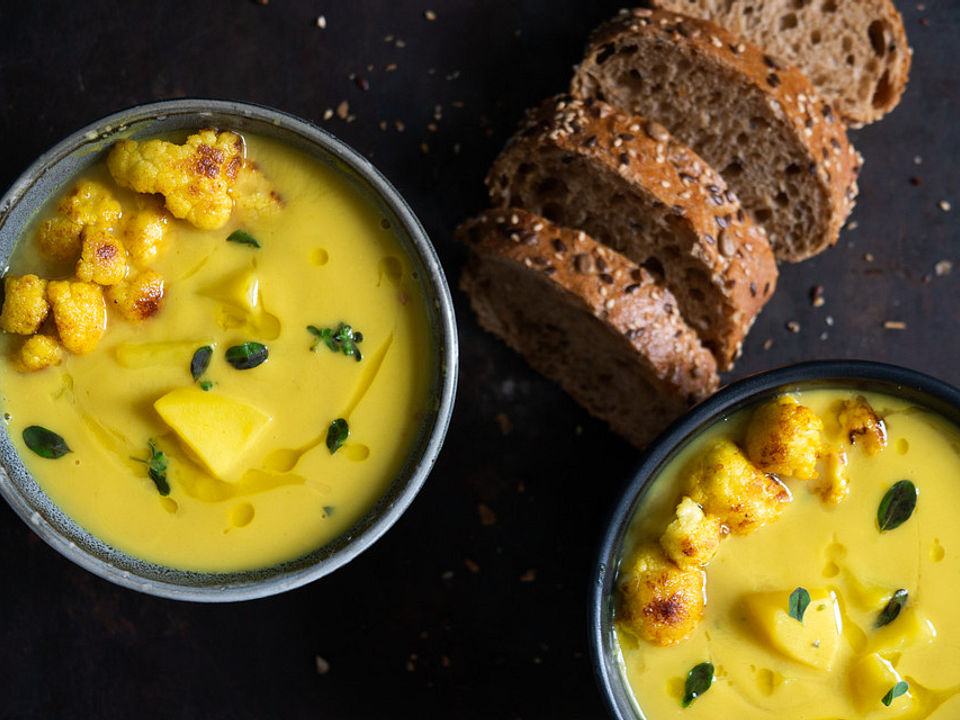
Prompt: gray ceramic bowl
<box><xmin>0</xmin><ymin>99</ymin><xmax>458</xmax><ymax>601</ymax></box>
<box><xmin>591</xmin><ymin>360</ymin><xmax>960</xmax><ymax>719</ymax></box>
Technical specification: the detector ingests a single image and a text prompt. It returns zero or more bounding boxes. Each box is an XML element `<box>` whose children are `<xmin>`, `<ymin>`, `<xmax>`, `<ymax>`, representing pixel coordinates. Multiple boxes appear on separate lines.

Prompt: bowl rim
<box><xmin>589</xmin><ymin>359</ymin><xmax>960</xmax><ymax>719</ymax></box>
<box><xmin>0</xmin><ymin>98</ymin><xmax>459</xmax><ymax>602</ymax></box>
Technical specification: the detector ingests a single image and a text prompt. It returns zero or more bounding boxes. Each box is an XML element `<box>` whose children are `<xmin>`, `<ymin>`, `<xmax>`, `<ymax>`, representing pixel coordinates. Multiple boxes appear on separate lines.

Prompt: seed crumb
<box><xmin>939</xmin><ymin>200</ymin><xmax>951</xmax><ymax>212</ymax></box>
<box><xmin>520</xmin><ymin>569</ymin><xmax>537</xmax><ymax>582</ymax></box>
<box><xmin>441</xmin><ymin>570</ymin><xmax>454</xmax><ymax>580</ymax></box>
<box><xmin>819</xmin><ymin>331</ymin><xmax>828</xmax><ymax>341</ymax></box>
<box><xmin>322</xmin><ymin>108</ymin><xmax>333</xmax><ymax>121</ymax></box>
<box><xmin>315</xmin><ymin>655</ymin><xmax>330</xmax><ymax>675</ymax></box>
<box><xmin>826</xmin><ymin>315</ymin><xmax>835</xmax><ymax>326</ymax></box>
<box><xmin>763</xmin><ymin>338</ymin><xmax>773</xmax><ymax>350</ymax></box>
<box><xmin>336</xmin><ymin>100</ymin><xmax>349</xmax><ymax>120</ymax></box>
<box><xmin>420</xmin><ymin>142</ymin><xmax>429</xmax><ymax>154</ymax></box>
<box><xmin>395</xmin><ymin>120</ymin><xmax>405</xmax><ymax>132</ymax></box>
<box><xmin>378</xmin><ymin>120</ymin><xmax>387</xmax><ymax>131</ymax></box>
<box><xmin>786</xmin><ymin>321</ymin><xmax>800</xmax><ymax>333</ymax></box>
<box><xmin>883</xmin><ymin>321</ymin><xmax>907</xmax><ymax>330</ymax></box>
<box><xmin>914</xmin><ymin>155</ymin><xmax>923</xmax><ymax>165</ymax></box>
<box><xmin>424</xmin><ymin>9</ymin><xmax>436</xmax><ymax>20</ymax></box>
<box><xmin>809</xmin><ymin>284</ymin><xmax>825</xmax><ymax>307</ymax></box>
<box><xmin>909</xmin><ymin>176</ymin><xmax>922</xmax><ymax>186</ymax></box>
<box><xmin>478</xmin><ymin>503</ymin><xmax>497</xmax><ymax>526</ymax></box>
<box><xmin>464</xmin><ymin>558</ymin><xmax>480</xmax><ymax>574</ymax></box>
<box><xmin>316</xmin><ymin>15</ymin><xmax>326</xmax><ymax>28</ymax></box>
<box><xmin>396</xmin><ymin>39</ymin><xmax>406</xmax><ymax>48</ymax></box>
<box><xmin>935</xmin><ymin>260</ymin><xmax>953</xmax><ymax>276</ymax></box>
<box><xmin>353</xmin><ymin>75</ymin><xmax>369</xmax><ymax>91</ymax></box>
<box><xmin>845</xmin><ymin>220</ymin><xmax>858</xmax><ymax>231</ymax></box>
<box><xmin>384</xmin><ymin>34</ymin><xmax>394</xmax><ymax>43</ymax></box>
<box><xmin>441</xmin><ymin>655</ymin><xmax>452</xmax><ymax>668</ymax></box>
<box><xmin>385</xmin><ymin>63</ymin><xmax>398</xmax><ymax>72</ymax></box>
<box><xmin>495</xmin><ymin>412</ymin><xmax>513</xmax><ymax>436</ymax></box>
<box><xmin>864</xmin><ymin>252</ymin><xmax>874</xmax><ymax>262</ymax></box>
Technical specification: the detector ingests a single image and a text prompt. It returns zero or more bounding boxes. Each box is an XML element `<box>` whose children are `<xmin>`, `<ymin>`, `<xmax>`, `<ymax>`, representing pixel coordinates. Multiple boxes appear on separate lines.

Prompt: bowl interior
<box><xmin>0</xmin><ymin>100</ymin><xmax>457</xmax><ymax>601</ymax></box>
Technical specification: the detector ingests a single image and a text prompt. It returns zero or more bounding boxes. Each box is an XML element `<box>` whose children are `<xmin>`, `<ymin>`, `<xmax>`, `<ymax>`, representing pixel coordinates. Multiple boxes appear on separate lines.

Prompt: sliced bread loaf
<box><xmin>458</xmin><ymin>208</ymin><xmax>719</xmax><ymax>448</ymax></box>
<box><xmin>652</xmin><ymin>0</ymin><xmax>911</xmax><ymax>125</ymax></box>
<box><xmin>486</xmin><ymin>95</ymin><xmax>777</xmax><ymax>370</ymax></box>
<box><xmin>571</xmin><ymin>8</ymin><xmax>861</xmax><ymax>261</ymax></box>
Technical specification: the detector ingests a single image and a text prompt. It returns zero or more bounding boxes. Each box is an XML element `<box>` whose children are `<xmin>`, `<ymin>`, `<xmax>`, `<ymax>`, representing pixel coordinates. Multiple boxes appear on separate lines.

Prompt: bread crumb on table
<box><xmin>935</xmin><ymin>260</ymin><xmax>953</xmax><ymax>276</ymax></box>
<box><xmin>883</xmin><ymin>320</ymin><xmax>907</xmax><ymax>330</ymax></box>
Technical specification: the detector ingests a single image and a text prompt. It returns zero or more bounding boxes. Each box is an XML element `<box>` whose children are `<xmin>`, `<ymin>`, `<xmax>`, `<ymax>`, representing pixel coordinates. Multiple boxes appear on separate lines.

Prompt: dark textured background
<box><xmin>0</xmin><ymin>2</ymin><xmax>956</xmax><ymax>718</ymax></box>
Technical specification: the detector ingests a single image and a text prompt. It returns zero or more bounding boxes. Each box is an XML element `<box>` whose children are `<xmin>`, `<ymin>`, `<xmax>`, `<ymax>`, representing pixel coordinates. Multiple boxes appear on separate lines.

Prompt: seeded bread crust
<box><xmin>652</xmin><ymin>0</ymin><xmax>911</xmax><ymax>125</ymax></box>
<box><xmin>486</xmin><ymin>95</ymin><xmax>777</xmax><ymax>370</ymax></box>
<box><xmin>571</xmin><ymin>8</ymin><xmax>861</xmax><ymax>261</ymax></box>
<box><xmin>458</xmin><ymin>208</ymin><xmax>719</xmax><ymax>448</ymax></box>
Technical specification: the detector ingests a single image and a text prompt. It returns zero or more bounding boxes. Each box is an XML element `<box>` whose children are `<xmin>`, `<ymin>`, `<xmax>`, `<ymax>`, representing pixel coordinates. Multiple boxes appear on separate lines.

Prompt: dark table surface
<box><xmin>1</xmin><ymin>1</ymin><xmax>957</xmax><ymax>718</ymax></box>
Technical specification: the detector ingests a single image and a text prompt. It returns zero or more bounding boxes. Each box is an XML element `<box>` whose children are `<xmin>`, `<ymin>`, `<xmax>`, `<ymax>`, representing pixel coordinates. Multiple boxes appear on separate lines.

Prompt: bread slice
<box><xmin>458</xmin><ymin>208</ymin><xmax>719</xmax><ymax>448</ymax></box>
<box><xmin>486</xmin><ymin>95</ymin><xmax>777</xmax><ymax>370</ymax></box>
<box><xmin>571</xmin><ymin>8</ymin><xmax>861</xmax><ymax>261</ymax></box>
<box><xmin>652</xmin><ymin>0</ymin><xmax>911</xmax><ymax>125</ymax></box>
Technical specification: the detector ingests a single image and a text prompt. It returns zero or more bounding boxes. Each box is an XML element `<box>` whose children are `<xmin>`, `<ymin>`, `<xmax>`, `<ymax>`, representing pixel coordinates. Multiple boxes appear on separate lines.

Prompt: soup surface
<box><xmin>615</xmin><ymin>389</ymin><xmax>960</xmax><ymax>719</ymax></box>
<box><xmin>0</xmin><ymin>132</ymin><xmax>433</xmax><ymax>572</ymax></box>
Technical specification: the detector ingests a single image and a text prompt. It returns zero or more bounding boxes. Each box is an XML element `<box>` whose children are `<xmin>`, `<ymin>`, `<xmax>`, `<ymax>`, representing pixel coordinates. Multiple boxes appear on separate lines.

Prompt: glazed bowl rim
<box><xmin>590</xmin><ymin>359</ymin><xmax>960</xmax><ymax>719</ymax></box>
<box><xmin>0</xmin><ymin>98</ymin><xmax>459</xmax><ymax>601</ymax></box>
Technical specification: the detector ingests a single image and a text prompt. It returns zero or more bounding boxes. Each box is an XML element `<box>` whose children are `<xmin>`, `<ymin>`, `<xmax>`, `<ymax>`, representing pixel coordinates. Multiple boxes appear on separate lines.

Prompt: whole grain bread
<box><xmin>571</xmin><ymin>8</ymin><xmax>861</xmax><ymax>261</ymax></box>
<box><xmin>486</xmin><ymin>95</ymin><xmax>777</xmax><ymax>370</ymax></box>
<box><xmin>652</xmin><ymin>0</ymin><xmax>911</xmax><ymax>125</ymax></box>
<box><xmin>458</xmin><ymin>208</ymin><xmax>719</xmax><ymax>448</ymax></box>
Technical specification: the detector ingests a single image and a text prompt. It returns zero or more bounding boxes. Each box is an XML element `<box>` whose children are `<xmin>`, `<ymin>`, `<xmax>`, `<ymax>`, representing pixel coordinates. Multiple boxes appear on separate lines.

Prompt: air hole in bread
<box><xmin>534</xmin><ymin>177</ymin><xmax>569</xmax><ymax>199</ymax></box>
<box><xmin>642</xmin><ymin>257</ymin><xmax>665</xmax><ymax>280</ymax></box>
<box><xmin>620</xmin><ymin>71</ymin><xmax>645</xmax><ymax>94</ymax></box>
<box><xmin>774</xmin><ymin>191</ymin><xmax>789</xmax><ymax>208</ymax></box>
<box><xmin>541</xmin><ymin>202</ymin><xmax>563</xmax><ymax>223</ymax></box>
<box><xmin>872</xmin><ymin>70</ymin><xmax>894</xmax><ymax>109</ymax></box>
<box><xmin>736</xmin><ymin>132</ymin><xmax>749</xmax><ymax>146</ymax></box>
<box><xmin>791</xmin><ymin>0</ymin><xmax>810</xmax><ymax>8</ymax></box>
<box><xmin>785</xmin><ymin>163</ymin><xmax>802</xmax><ymax>175</ymax></box>
<box><xmin>822</xmin><ymin>0</ymin><xmax>837</xmax><ymax>12</ymax></box>
<box><xmin>779</xmin><ymin>13</ymin><xmax>798</xmax><ymax>30</ymax></box>
<box><xmin>619</xmin><ymin>44</ymin><xmax>639</xmax><ymax>57</ymax></box>
<box><xmin>749</xmin><ymin>116</ymin><xmax>770</xmax><ymax>131</ymax></box>
<box><xmin>846</xmin><ymin>54</ymin><xmax>855</xmax><ymax>67</ymax></box>
<box><xmin>721</xmin><ymin>160</ymin><xmax>744</xmax><ymax>177</ymax></box>
<box><xmin>754</xmin><ymin>208</ymin><xmax>773</xmax><ymax>223</ymax></box>
<box><xmin>516</xmin><ymin>163</ymin><xmax>533</xmax><ymax>179</ymax></box>
<box><xmin>664</xmin><ymin>244</ymin><xmax>682</xmax><ymax>259</ymax></box>
<box><xmin>810</xmin><ymin>29</ymin><xmax>822</xmax><ymax>45</ymax></box>
<box><xmin>868</xmin><ymin>20</ymin><xmax>889</xmax><ymax>57</ymax></box>
<box><xmin>842</xmin><ymin>36</ymin><xmax>853</xmax><ymax>52</ymax></box>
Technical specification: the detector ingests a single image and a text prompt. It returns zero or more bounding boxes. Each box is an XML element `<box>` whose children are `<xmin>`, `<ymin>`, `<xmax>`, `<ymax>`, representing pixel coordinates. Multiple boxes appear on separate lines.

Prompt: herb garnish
<box><xmin>326</xmin><ymin>418</ymin><xmax>349</xmax><ymax>454</ymax></box>
<box><xmin>199</xmin><ymin>381</ymin><xmax>213</xmax><ymax>392</ymax></box>
<box><xmin>788</xmin><ymin>587</ymin><xmax>811</xmax><ymax>623</ymax></box>
<box><xmin>876</xmin><ymin>589</ymin><xmax>908</xmax><ymax>628</ymax></box>
<box><xmin>191</xmin><ymin>345</ymin><xmax>213</xmax><ymax>382</ymax></box>
<box><xmin>226</xmin><ymin>230</ymin><xmax>261</xmax><ymax>248</ymax></box>
<box><xmin>225</xmin><ymin>342</ymin><xmax>268</xmax><ymax>370</ymax></box>
<box><xmin>877</xmin><ymin>480</ymin><xmax>918</xmax><ymax>532</ymax></box>
<box><xmin>882</xmin><ymin>681</ymin><xmax>909</xmax><ymax>707</ymax></box>
<box><xmin>132</xmin><ymin>439</ymin><xmax>170</xmax><ymax>496</ymax></box>
<box><xmin>23</xmin><ymin>425</ymin><xmax>71</xmax><ymax>459</ymax></box>
<box><xmin>307</xmin><ymin>323</ymin><xmax>363</xmax><ymax>361</ymax></box>
<box><xmin>323</xmin><ymin>505</ymin><xmax>335</xmax><ymax>517</ymax></box>
<box><xmin>681</xmin><ymin>661</ymin><xmax>714</xmax><ymax>707</ymax></box>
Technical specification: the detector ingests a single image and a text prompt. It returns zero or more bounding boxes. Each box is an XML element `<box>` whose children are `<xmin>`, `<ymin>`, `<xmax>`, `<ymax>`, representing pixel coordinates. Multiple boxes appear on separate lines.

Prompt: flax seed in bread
<box><xmin>571</xmin><ymin>8</ymin><xmax>861</xmax><ymax>261</ymax></box>
<box><xmin>458</xmin><ymin>208</ymin><xmax>719</xmax><ymax>448</ymax></box>
<box><xmin>486</xmin><ymin>95</ymin><xmax>777</xmax><ymax>370</ymax></box>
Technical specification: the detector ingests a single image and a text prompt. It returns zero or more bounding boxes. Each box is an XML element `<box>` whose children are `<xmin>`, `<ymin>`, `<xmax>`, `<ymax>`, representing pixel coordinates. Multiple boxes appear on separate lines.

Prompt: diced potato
<box><xmin>849</xmin><ymin>654</ymin><xmax>913</xmax><ymax>714</ymax></box>
<box><xmin>114</xmin><ymin>340</ymin><xmax>210</xmax><ymax>369</ymax></box>
<box><xmin>0</xmin><ymin>274</ymin><xmax>50</xmax><ymax>334</ymax></box>
<box><xmin>36</xmin><ymin>217</ymin><xmax>83</xmax><ymax>261</ymax></box>
<box><xmin>123</xmin><ymin>205</ymin><xmax>169</xmax><ymax>265</ymax></box>
<box><xmin>202</xmin><ymin>267</ymin><xmax>260</xmax><ymax>313</ymax></box>
<box><xmin>154</xmin><ymin>387</ymin><xmax>271</xmax><ymax>480</ymax></box>
<box><xmin>744</xmin><ymin>588</ymin><xmax>843</xmax><ymax>671</ymax></box>
<box><xmin>12</xmin><ymin>334</ymin><xmax>62</xmax><ymax>373</ymax></box>
<box><xmin>106</xmin><ymin>271</ymin><xmax>164</xmax><ymax>321</ymax></box>
<box><xmin>838</xmin><ymin>395</ymin><xmax>888</xmax><ymax>455</ymax></box>
<box><xmin>75</xmin><ymin>226</ymin><xmax>128</xmax><ymax>285</ymax></box>
<box><xmin>47</xmin><ymin>280</ymin><xmax>107</xmax><ymax>355</ymax></box>
<box><xmin>57</xmin><ymin>179</ymin><xmax>122</xmax><ymax>227</ymax></box>
<box><xmin>868</xmin><ymin>606</ymin><xmax>937</xmax><ymax>654</ymax></box>
<box><xmin>745</xmin><ymin>395</ymin><xmax>824</xmax><ymax>480</ymax></box>
<box><xmin>660</xmin><ymin>497</ymin><xmax>724</xmax><ymax>569</ymax></box>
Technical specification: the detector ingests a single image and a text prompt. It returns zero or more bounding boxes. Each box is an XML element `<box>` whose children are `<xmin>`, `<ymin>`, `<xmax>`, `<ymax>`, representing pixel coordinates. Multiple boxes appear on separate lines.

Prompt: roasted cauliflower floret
<box><xmin>57</xmin><ymin>180</ymin><xmax>122</xmax><ymax>227</ymax></box>
<box><xmin>123</xmin><ymin>204</ymin><xmax>169</xmax><ymax>265</ymax></box>
<box><xmin>36</xmin><ymin>217</ymin><xmax>84</xmax><ymax>261</ymax></box>
<box><xmin>107</xmin><ymin>130</ymin><xmax>244</xmax><ymax>230</ymax></box>
<box><xmin>47</xmin><ymin>280</ymin><xmax>107</xmax><ymax>355</ymax></box>
<box><xmin>75</xmin><ymin>226</ymin><xmax>127</xmax><ymax>285</ymax></box>
<box><xmin>660</xmin><ymin>497</ymin><xmax>724</xmax><ymax>570</ymax></box>
<box><xmin>13</xmin><ymin>334</ymin><xmax>62</xmax><ymax>373</ymax></box>
<box><xmin>106</xmin><ymin>271</ymin><xmax>164</xmax><ymax>321</ymax></box>
<box><xmin>230</xmin><ymin>163</ymin><xmax>283</xmax><ymax>223</ymax></box>
<box><xmin>618</xmin><ymin>545</ymin><xmax>706</xmax><ymax>646</ymax></box>
<box><xmin>837</xmin><ymin>396</ymin><xmax>887</xmax><ymax>456</ymax></box>
<box><xmin>0</xmin><ymin>274</ymin><xmax>50</xmax><ymax>334</ymax></box>
<box><xmin>687</xmin><ymin>438</ymin><xmax>791</xmax><ymax>535</ymax></box>
<box><xmin>745</xmin><ymin>395</ymin><xmax>824</xmax><ymax>480</ymax></box>
<box><xmin>813</xmin><ymin>450</ymin><xmax>850</xmax><ymax>504</ymax></box>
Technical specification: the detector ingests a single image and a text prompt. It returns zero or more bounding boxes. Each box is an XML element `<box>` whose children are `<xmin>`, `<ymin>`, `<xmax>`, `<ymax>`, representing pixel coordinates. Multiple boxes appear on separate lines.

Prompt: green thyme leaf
<box><xmin>307</xmin><ymin>322</ymin><xmax>363</xmax><ymax>361</ymax></box>
<box><xmin>22</xmin><ymin>425</ymin><xmax>71</xmax><ymax>459</ymax></box>
<box><xmin>191</xmin><ymin>345</ymin><xmax>213</xmax><ymax>381</ymax></box>
<box><xmin>876</xmin><ymin>589</ymin><xmax>908</xmax><ymax>628</ymax></box>
<box><xmin>681</xmin><ymin>662</ymin><xmax>714</xmax><ymax>708</ymax></box>
<box><xmin>326</xmin><ymin>418</ymin><xmax>349</xmax><ymax>454</ymax></box>
<box><xmin>323</xmin><ymin>505</ymin><xmax>335</xmax><ymax>517</ymax></box>
<box><xmin>788</xmin><ymin>587</ymin><xmax>811</xmax><ymax>623</ymax></box>
<box><xmin>226</xmin><ymin>230</ymin><xmax>261</xmax><ymax>248</ymax></box>
<box><xmin>878</xmin><ymin>480</ymin><xmax>918</xmax><ymax>532</ymax></box>
<box><xmin>882</xmin><ymin>681</ymin><xmax>909</xmax><ymax>707</ymax></box>
<box><xmin>199</xmin><ymin>381</ymin><xmax>213</xmax><ymax>391</ymax></box>
<box><xmin>132</xmin><ymin>439</ymin><xmax>170</xmax><ymax>496</ymax></box>
<box><xmin>225</xmin><ymin>342</ymin><xmax>268</xmax><ymax>370</ymax></box>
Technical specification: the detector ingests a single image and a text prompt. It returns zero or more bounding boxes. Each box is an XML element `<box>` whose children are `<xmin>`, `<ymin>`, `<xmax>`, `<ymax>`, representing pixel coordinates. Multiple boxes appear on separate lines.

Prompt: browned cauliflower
<box><xmin>660</xmin><ymin>497</ymin><xmax>724</xmax><ymax>570</ymax></box>
<box><xmin>106</xmin><ymin>271</ymin><xmax>164</xmax><ymax>321</ymax></box>
<box><xmin>13</xmin><ymin>334</ymin><xmax>62</xmax><ymax>373</ymax></box>
<box><xmin>230</xmin><ymin>163</ymin><xmax>283</xmax><ymax>223</ymax></box>
<box><xmin>107</xmin><ymin>130</ymin><xmax>244</xmax><ymax>229</ymax></box>
<box><xmin>75</xmin><ymin>226</ymin><xmax>127</xmax><ymax>285</ymax></box>
<box><xmin>686</xmin><ymin>438</ymin><xmax>791</xmax><ymax>535</ymax></box>
<box><xmin>36</xmin><ymin>217</ymin><xmax>84</xmax><ymax>261</ymax></box>
<box><xmin>47</xmin><ymin>280</ymin><xmax>107</xmax><ymax>355</ymax></box>
<box><xmin>745</xmin><ymin>395</ymin><xmax>824</xmax><ymax>480</ymax></box>
<box><xmin>0</xmin><ymin>274</ymin><xmax>50</xmax><ymax>334</ymax></box>
<box><xmin>57</xmin><ymin>180</ymin><xmax>122</xmax><ymax>227</ymax></box>
<box><xmin>812</xmin><ymin>450</ymin><xmax>850</xmax><ymax>504</ymax></box>
<box><xmin>618</xmin><ymin>545</ymin><xmax>706</xmax><ymax>646</ymax></box>
<box><xmin>837</xmin><ymin>396</ymin><xmax>887</xmax><ymax>455</ymax></box>
<box><xmin>123</xmin><ymin>203</ymin><xmax>169</xmax><ymax>265</ymax></box>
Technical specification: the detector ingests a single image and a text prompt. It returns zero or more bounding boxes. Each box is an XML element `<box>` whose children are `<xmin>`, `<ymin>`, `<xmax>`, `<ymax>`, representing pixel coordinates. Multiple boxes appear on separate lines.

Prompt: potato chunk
<box><xmin>123</xmin><ymin>205</ymin><xmax>170</xmax><ymax>265</ymax></box>
<box><xmin>154</xmin><ymin>387</ymin><xmax>272</xmax><ymax>480</ymax></box>
<box><xmin>686</xmin><ymin>439</ymin><xmax>791</xmax><ymax>535</ymax></box>
<box><xmin>745</xmin><ymin>395</ymin><xmax>824</xmax><ymax>480</ymax></box>
<box><xmin>57</xmin><ymin>179</ymin><xmax>122</xmax><ymax>227</ymax></box>
<box><xmin>12</xmin><ymin>334</ymin><xmax>62</xmax><ymax>373</ymax></box>
<box><xmin>107</xmin><ymin>130</ymin><xmax>244</xmax><ymax>229</ymax></box>
<box><xmin>36</xmin><ymin>217</ymin><xmax>84</xmax><ymax>261</ymax></box>
<box><xmin>838</xmin><ymin>395</ymin><xmax>887</xmax><ymax>455</ymax></box>
<box><xmin>849</xmin><ymin>654</ymin><xmax>913</xmax><ymax>714</ymax></box>
<box><xmin>660</xmin><ymin>497</ymin><xmax>724</xmax><ymax>569</ymax></box>
<box><xmin>47</xmin><ymin>280</ymin><xmax>107</xmax><ymax>355</ymax></box>
<box><xmin>75</xmin><ymin>226</ymin><xmax>127</xmax><ymax>285</ymax></box>
<box><xmin>618</xmin><ymin>545</ymin><xmax>705</xmax><ymax>646</ymax></box>
<box><xmin>106</xmin><ymin>271</ymin><xmax>164</xmax><ymax>321</ymax></box>
<box><xmin>744</xmin><ymin>589</ymin><xmax>843</xmax><ymax>671</ymax></box>
<box><xmin>0</xmin><ymin>274</ymin><xmax>50</xmax><ymax>334</ymax></box>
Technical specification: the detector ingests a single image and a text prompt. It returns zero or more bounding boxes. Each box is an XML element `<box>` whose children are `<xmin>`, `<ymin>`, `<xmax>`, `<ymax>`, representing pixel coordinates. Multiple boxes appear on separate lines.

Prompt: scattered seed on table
<box><xmin>810</xmin><ymin>285</ymin><xmax>825</xmax><ymax>307</ymax></box>
<box><xmin>864</xmin><ymin>252</ymin><xmax>874</xmax><ymax>262</ymax></box>
<box><xmin>336</xmin><ymin>100</ymin><xmax>349</xmax><ymax>119</ymax></box>
<box><xmin>322</xmin><ymin>108</ymin><xmax>333</xmax><ymax>121</ymax></box>
<box><xmin>520</xmin><ymin>569</ymin><xmax>537</xmax><ymax>582</ymax></box>
<box><xmin>935</xmin><ymin>260</ymin><xmax>953</xmax><ymax>276</ymax></box>
<box><xmin>315</xmin><ymin>656</ymin><xmax>330</xmax><ymax>674</ymax></box>
<box><xmin>316</xmin><ymin>15</ymin><xmax>326</xmax><ymax>28</ymax></box>
<box><xmin>424</xmin><ymin>9</ymin><xmax>436</xmax><ymax>20</ymax></box>
<box><xmin>786</xmin><ymin>321</ymin><xmax>800</xmax><ymax>333</ymax></box>
<box><xmin>763</xmin><ymin>338</ymin><xmax>773</xmax><ymax>350</ymax></box>
<box><xmin>884</xmin><ymin>321</ymin><xmax>907</xmax><ymax>330</ymax></box>
<box><xmin>939</xmin><ymin>200</ymin><xmax>951</xmax><ymax>212</ymax></box>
